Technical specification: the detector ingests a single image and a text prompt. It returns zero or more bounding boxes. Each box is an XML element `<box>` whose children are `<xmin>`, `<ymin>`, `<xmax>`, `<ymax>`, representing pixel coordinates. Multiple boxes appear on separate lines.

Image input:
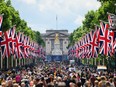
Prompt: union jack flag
<box><xmin>109</xmin><ymin>31</ymin><xmax>116</xmax><ymax>55</ymax></box>
<box><xmin>89</xmin><ymin>29</ymin><xmax>99</xmax><ymax>58</ymax></box>
<box><xmin>113</xmin><ymin>32</ymin><xmax>116</xmax><ymax>48</ymax></box>
<box><xmin>15</xmin><ymin>32</ymin><xmax>24</xmax><ymax>58</ymax></box>
<box><xmin>0</xmin><ymin>15</ymin><xmax>3</xmax><ymax>37</ymax></box>
<box><xmin>108</xmin><ymin>14</ymin><xmax>116</xmax><ymax>55</ymax></box>
<box><xmin>85</xmin><ymin>32</ymin><xmax>92</xmax><ymax>58</ymax></box>
<box><xmin>83</xmin><ymin>34</ymin><xmax>89</xmax><ymax>58</ymax></box>
<box><xmin>0</xmin><ymin>29</ymin><xmax>12</xmax><ymax>58</ymax></box>
<box><xmin>98</xmin><ymin>21</ymin><xmax>111</xmax><ymax>56</ymax></box>
<box><xmin>23</xmin><ymin>35</ymin><xmax>30</xmax><ymax>58</ymax></box>
<box><xmin>10</xmin><ymin>26</ymin><xmax>16</xmax><ymax>55</ymax></box>
<box><xmin>108</xmin><ymin>13</ymin><xmax>116</xmax><ymax>29</ymax></box>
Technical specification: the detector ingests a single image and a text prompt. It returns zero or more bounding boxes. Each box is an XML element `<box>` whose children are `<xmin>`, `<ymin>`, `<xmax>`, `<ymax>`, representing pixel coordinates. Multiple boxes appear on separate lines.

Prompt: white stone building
<box><xmin>41</xmin><ymin>30</ymin><xmax>70</xmax><ymax>61</ymax></box>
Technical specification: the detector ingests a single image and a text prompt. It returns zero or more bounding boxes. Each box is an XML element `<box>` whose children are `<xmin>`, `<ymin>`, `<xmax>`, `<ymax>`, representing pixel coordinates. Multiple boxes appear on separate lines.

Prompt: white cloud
<box><xmin>12</xmin><ymin>0</ymin><xmax>101</xmax><ymax>33</ymax></box>
<box><xmin>37</xmin><ymin>0</ymin><xmax>100</xmax><ymax>16</ymax></box>
<box><xmin>18</xmin><ymin>0</ymin><xmax>36</xmax><ymax>5</ymax></box>
<box><xmin>37</xmin><ymin>0</ymin><xmax>101</xmax><ymax>32</ymax></box>
<box><xmin>28</xmin><ymin>23</ymin><xmax>48</xmax><ymax>33</ymax></box>
<box><xmin>85</xmin><ymin>1</ymin><xmax>101</xmax><ymax>10</ymax></box>
<box><xmin>74</xmin><ymin>15</ymin><xmax>85</xmax><ymax>25</ymax></box>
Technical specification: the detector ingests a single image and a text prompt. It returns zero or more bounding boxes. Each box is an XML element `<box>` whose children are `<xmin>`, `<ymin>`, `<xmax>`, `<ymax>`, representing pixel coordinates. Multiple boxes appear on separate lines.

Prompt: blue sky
<box><xmin>11</xmin><ymin>0</ymin><xmax>101</xmax><ymax>33</ymax></box>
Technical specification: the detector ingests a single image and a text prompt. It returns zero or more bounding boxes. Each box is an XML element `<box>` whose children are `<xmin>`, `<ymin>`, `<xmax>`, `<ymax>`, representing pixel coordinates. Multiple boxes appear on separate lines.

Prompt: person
<box><xmin>84</xmin><ymin>80</ymin><xmax>91</xmax><ymax>87</ymax></box>
<box><xmin>69</xmin><ymin>82</ymin><xmax>76</xmax><ymax>87</ymax></box>
<box><xmin>7</xmin><ymin>80</ymin><xmax>13</xmax><ymax>87</ymax></box>
<box><xmin>76</xmin><ymin>82</ymin><xmax>82</xmax><ymax>87</ymax></box>
<box><xmin>41</xmin><ymin>77</ymin><xmax>47</xmax><ymax>87</ymax></box>
<box><xmin>13</xmin><ymin>83</ymin><xmax>19</xmax><ymax>87</ymax></box>
<box><xmin>57</xmin><ymin>76</ymin><xmax>66</xmax><ymax>87</ymax></box>
<box><xmin>98</xmin><ymin>76</ymin><xmax>106</xmax><ymax>87</ymax></box>
<box><xmin>1</xmin><ymin>82</ymin><xmax>6</xmax><ymax>87</ymax></box>
<box><xmin>113</xmin><ymin>76</ymin><xmax>116</xmax><ymax>87</ymax></box>
<box><xmin>81</xmin><ymin>75</ymin><xmax>86</xmax><ymax>87</ymax></box>
<box><xmin>15</xmin><ymin>74</ymin><xmax>21</xmax><ymax>84</ymax></box>
<box><xmin>94</xmin><ymin>80</ymin><xmax>99</xmax><ymax>87</ymax></box>
<box><xmin>109</xmin><ymin>78</ymin><xmax>115</xmax><ymax>87</ymax></box>
<box><xmin>105</xmin><ymin>81</ymin><xmax>111</xmax><ymax>87</ymax></box>
<box><xmin>30</xmin><ymin>81</ymin><xmax>34</xmax><ymax>87</ymax></box>
<box><xmin>90</xmin><ymin>75</ymin><xmax>95</xmax><ymax>87</ymax></box>
<box><xmin>21</xmin><ymin>82</ymin><xmax>26</xmax><ymax>87</ymax></box>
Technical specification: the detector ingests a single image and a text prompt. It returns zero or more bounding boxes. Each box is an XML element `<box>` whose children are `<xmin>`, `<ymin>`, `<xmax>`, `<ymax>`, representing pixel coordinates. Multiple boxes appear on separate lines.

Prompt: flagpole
<box><xmin>103</xmin><ymin>58</ymin><xmax>104</xmax><ymax>66</ymax></box>
<box><xmin>21</xmin><ymin>58</ymin><xmax>22</xmax><ymax>66</ymax></box>
<box><xmin>11</xmin><ymin>55</ymin><xmax>13</xmax><ymax>68</ymax></box>
<box><xmin>15</xmin><ymin>58</ymin><xmax>17</xmax><ymax>67</ymax></box>
<box><xmin>24</xmin><ymin>58</ymin><xmax>25</xmax><ymax>66</ymax></box>
<box><xmin>98</xmin><ymin>59</ymin><xmax>100</xmax><ymax>65</ymax></box>
<box><xmin>0</xmin><ymin>14</ymin><xmax>4</xmax><ymax>69</ymax></box>
<box><xmin>22</xmin><ymin>58</ymin><xmax>23</xmax><ymax>66</ymax></box>
<box><xmin>0</xmin><ymin>52</ymin><xmax>3</xmax><ymax>69</ymax></box>
<box><xmin>56</xmin><ymin>15</ymin><xmax>58</xmax><ymax>30</ymax></box>
<box><xmin>27</xmin><ymin>58</ymin><xmax>28</xmax><ymax>65</ymax></box>
<box><xmin>25</xmin><ymin>58</ymin><xmax>27</xmax><ymax>65</ymax></box>
<box><xmin>19</xmin><ymin>58</ymin><xmax>20</xmax><ymax>67</ymax></box>
<box><xmin>94</xmin><ymin>58</ymin><xmax>96</xmax><ymax>66</ymax></box>
<box><xmin>7</xmin><ymin>57</ymin><xmax>8</xmax><ymax>69</ymax></box>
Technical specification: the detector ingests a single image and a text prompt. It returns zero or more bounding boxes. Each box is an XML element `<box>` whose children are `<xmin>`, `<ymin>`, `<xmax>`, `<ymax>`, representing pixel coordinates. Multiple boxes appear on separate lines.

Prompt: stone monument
<box><xmin>41</xmin><ymin>30</ymin><xmax>70</xmax><ymax>62</ymax></box>
<box><xmin>52</xmin><ymin>33</ymin><xmax>62</xmax><ymax>55</ymax></box>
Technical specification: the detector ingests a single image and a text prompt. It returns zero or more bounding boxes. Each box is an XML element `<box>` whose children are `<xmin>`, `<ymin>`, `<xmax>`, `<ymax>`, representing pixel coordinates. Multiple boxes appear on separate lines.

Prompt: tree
<box><xmin>0</xmin><ymin>1</ymin><xmax>12</xmax><ymax>31</ymax></box>
<box><xmin>68</xmin><ymin>0</ymin><xmax>116</xmax><ymax>45</ymax></box>
<box><xmin>0</xmin><ymin>0</ymin><xmax>45</xmax><ymax>45</ymax></box>
<box><xmin>34</xmin><ymin>31</ymin><xmax>45</xmax><ymax>46</ymax></box>
<box><xmin>6</xmin><ymin>0</ymin><xmax>11</xmax><ymax>6</ymax></box>
<box><xmin>83</xmin><ymin>10</ymin><xmax>96</xmax><ymax>31</ymax></box>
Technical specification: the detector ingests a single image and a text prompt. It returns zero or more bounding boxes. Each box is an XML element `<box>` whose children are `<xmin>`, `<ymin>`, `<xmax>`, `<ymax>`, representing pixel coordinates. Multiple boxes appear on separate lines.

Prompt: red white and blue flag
<box><xmin>98</xmin><ymin>21</ymin><xmax>112</xmax><ymax>56</ymax></box>
<box><xmin>10</xmin><ymin>26</ymin><xmax>16</xmax><ymax>55</ymax></box>
<box><xmin>108</xmin><ymin>13</ymin><xmax>116</xmax><ymax>55</ymax></box>
<box><xmin>0</xmin><ymin>15</ymin><xmax>3</xmax><ymax>37</ymax></box>
<box><xmin>0</xmin><ymin>29</ymin><xmax>12</xmax><ymax>58</ymax></box>
<box><xmin>23</xmin><ymin>35</ymin><xmax>30</xmax><ymax>58</ymax></box>
<box><xmin>15</xmin><ymin>32</ymin><xmax>24</xmax><ymax>58</ymax></box>
<box><xmin>89</xmin><ymin>29</ymin><xmax>99</xmax><ymax>58</ymax></box>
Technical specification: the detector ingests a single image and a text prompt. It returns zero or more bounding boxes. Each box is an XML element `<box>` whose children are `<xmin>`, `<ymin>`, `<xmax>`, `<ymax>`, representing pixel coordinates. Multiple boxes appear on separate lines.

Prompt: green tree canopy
<box><xmin>0</xmin><ymin>0</ymin><xmax>45</xmax><ymax>46</ymax></box>
<box><xmin>69</xmin><ymin>0</ymin><xmax>116</xmax><ymax>46</ymax></box>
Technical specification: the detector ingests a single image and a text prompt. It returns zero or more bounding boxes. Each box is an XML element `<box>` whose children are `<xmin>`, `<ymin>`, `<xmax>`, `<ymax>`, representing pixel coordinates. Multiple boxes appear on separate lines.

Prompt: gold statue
<box><xmin>54</xmin><ymin>33</ymin><xmax>59</xmax><ymax>44</ymax></box>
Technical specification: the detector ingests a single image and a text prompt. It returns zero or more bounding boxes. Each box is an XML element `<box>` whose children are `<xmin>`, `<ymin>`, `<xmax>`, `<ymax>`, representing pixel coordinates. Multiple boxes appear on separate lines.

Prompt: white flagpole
<box><xmin>7</xmin><ymin>57</ymin><xmax>8</xmax><ymax>69</ymax></box>
<box><xmin>0</xmin><ymin>51</ymin><xmax>3</xmax><ymax>69</ymax></box>
<box><xmin>103</xmin><ymin>58</ymin><xmax>105</xmax><ymax>65</ymax></box>
<box><xmin>19</xmin><ymin>58</ymin><xmax>20</xmax><ymax>67</ymax></box>
<box><xmin>25</xmin><ymin>58</ymin><xmax>26</xmax><ymax>65</ymax></box>
<box><xmin>15</xmin><ymin>58</ymin><xmax>17</xmax><ymax>67</ymax></box>
<box><xmin>28</xmin><ymin>58</ymin><xmax>30</xmax><ymax>64</ymax></box>
<box><xmin>11</xmin><ymin>55</ymin><xmax>13</xmax><ymax>68</ymax></box>
<box><xmin>23</xmin><ymin>58</ymin><xmax>25</xmax><ymax>65</ymax></box>
<box><xmin>94</xmin><ymin>58</ymin><xmax>96</xmax><ymax>66</ymax></box>
<box><xmin>56</xmin><ymin>15</ymin><xmax>58</xmax><ymax>30</ymax></box>
<box><xmin>20</xmin><ymin>58</ymin><xmax>21</xmax><ymax>66</ymax></box>
<box><xmin>22</xmin><ymin>58</ymin><xmax>23</xmax><ymax>66</ymax></box>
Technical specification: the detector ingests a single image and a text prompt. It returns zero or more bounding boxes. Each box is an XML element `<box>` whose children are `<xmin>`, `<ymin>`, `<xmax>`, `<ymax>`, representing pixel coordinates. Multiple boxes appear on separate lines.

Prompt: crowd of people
<box><xmin>0</xmin><ymin>61</ymin><xmax>116</xmax><ymax>87</ymax></box>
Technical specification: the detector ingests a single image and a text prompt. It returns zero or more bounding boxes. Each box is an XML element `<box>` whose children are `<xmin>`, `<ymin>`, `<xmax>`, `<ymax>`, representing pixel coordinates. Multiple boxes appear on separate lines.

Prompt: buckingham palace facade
<box><xmin>41</xmin><ymin>30</ymin><xmax>70</xmax><ymax>62</ymax></box>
